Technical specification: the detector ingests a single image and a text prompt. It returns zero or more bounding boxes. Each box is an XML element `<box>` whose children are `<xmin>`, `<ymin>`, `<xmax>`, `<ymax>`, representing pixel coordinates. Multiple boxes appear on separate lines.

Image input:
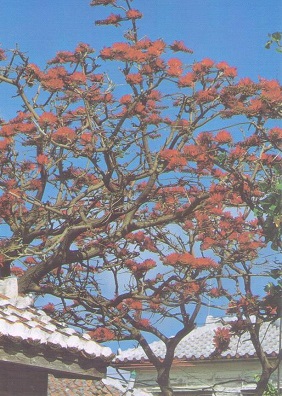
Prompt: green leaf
<box><xmin>271</xmin><ymin>32</ymin><xmax>282</xmax><ymax>41</ymax></box>
<box><xmin>269</xmin><ymin>204</ymin><xmax>278</xmax><ymax>212</ymax></box>
<box><xmin>269</xmin><ymin>270</ymin><xmax>282</xmax><ymax>279</ymax></box>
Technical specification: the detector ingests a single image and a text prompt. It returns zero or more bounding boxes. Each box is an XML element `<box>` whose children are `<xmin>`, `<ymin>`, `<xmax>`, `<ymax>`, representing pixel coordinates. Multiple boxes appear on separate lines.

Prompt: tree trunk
<box><xmin>157</xmin><ymin>366</ymin><xmax>174</xmax><ymax>396</ymax></box>
<box><xmin>255</xmin><ymin>369</ymin><xmax>273</xmax><ymax>396</ymax></box>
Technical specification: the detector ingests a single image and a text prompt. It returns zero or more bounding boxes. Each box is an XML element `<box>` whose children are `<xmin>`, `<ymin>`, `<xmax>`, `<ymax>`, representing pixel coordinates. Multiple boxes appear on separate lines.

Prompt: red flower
<box><xmin>183</xmin><ymin>144</ymin><xmax>201</xmax><ymax>158</ymax></box>
<box><xmin>159</xmin><ymin>149</ymin><xmax>187</xmax><ymax>169</ymax></box>
<box><xmin>216</xmin><ymin>61</ymin><xmax>230</xmax><ymax>70</ymax></box>
<box><xmin>80</xmin><ymin>132</ymin><xmax>94</xmax><ymax>144</ymax></box>
<box><xmin>147</xmin><ymin>39</ymin><xmax>166</xmax><ymax>57</ymax></box>
<box><xmin>224</xmin><ymin>67</ymin><xmax>237</xmax><ymax>78</ymax></box>
<box><xmin>135</xmin><ymin>38</ymin><xmax>152</xmax><ymax>50</ymax></box>
<box><xmin>11</xmin><ymin>266</ymin><xmax>24</xmax><ymax>277</ymax></box>
<box><xmin>215</xmin><ymin>130</ymin><xmax>232</xmax><ymax>144</ymax></box>
<box><xmin>96</xmin><ymin>13</ymin><xmax>122</xmax><ymax>26</ymax></box>
<box><xmin>164</xmin><ymin>252</ymin><xmax>217</xmax><ymax>269</ymax></box>
<box><xmin>178</xmin><ymin>72</ymin><xmax>195</xmax><ymax>87</ymax></box>
<box><xmin>169</xmin><ymin>40</ymin><xmax>193</xmax><ymax>53</ymax></box>
<box><xmin>269</xmin><ymin>127</ymin><xmax>282</xmax><ymax>141</ymax></box>
<box><xmin>193</xmin><ymin>59</ymin><xmax>214</xmax><ymax>74</ymax></box>
<box><xmin>213</xmin><ymin>327</ymin><xmax>231</xmax><ymax>351</ymax></box>
<box><xmin>0</xmin><ymin>48</ymin><xmax>6</xmax><ymax>61</ymax></box>
<box><xmin>201</xmin><ymin>58</ymin><xmax>214</xmax><ymax>68</ymax></box>
<box><xmin>89</xmin><ymin>74</ymin><xmax>104</xmax><ymax>83</ymax></box>
<box><xmin>167</xmin><ymin>58</ymin><xmax>183</xmax><ymax>77</ymax></box>
<box><xmin>52</xmin><ymin>127</ymin><xmax>76</xmax><ymax>143</ymax></box>
<box><xmin>0</xmin><ymin>138</ymin><xmax>11</xmax><ymax>150</ymax></box>
<box><xmin>196</xmin><ymin>88</ymin><xmax>217</xmax><ymax>103</ymax></box>
<box><xmin>126</xmin><ymin>73</ymin><xmax>143</xmax><ymax>85</ymax></box>
<box><xmin>125</xmin><ymin>299</ymin><xmax>143</xmax><ymax>311</ymax></box>
<box><xmin>120</xmin><ymin>94</ymin><xmax>132</xmax><ymax>104</ymax></box>
<box><xmin>38</xmin><ymin>112</ymin><xmax>58</xmax><ymax>126</ymax></box>
<box><xmin>26</xmin><ymin>63</ymin><xmax>42</xmax><ymax>79</ymax></box>
<box><xmin>75</xmin><ymin>43</ymin><xmax>94</xmax><ymax>55</ymax></box>
<box><xmin>126</xmin><ymin>9</ymin><xmax>143</xmax><ymax>19</ymax></box>
<box><xmin>37</xmin><ymin>154</ymin><xmax>50</xmax><ymax>166</ymax></box>
<box><xmin>88</xmin><ymin>327</ymin><xmax>115</xmax><ymax>341</ymax></box>
<box><xmin>24</xmin><ymin>257</ymin><xmax>37</xmax><ymax>265</ymax></box>
<box><xmin>216</xmin><ymin>61</ymin><xmax>237</xmax><ymax>78</ymax></box>
<box><xmin>48</xmin><ymin>51</ymin><xmax>76</xmax><ymax>64</ymax></box>
<box><xmin>42</xmin><ymin>302</ymin><xmax>55</xmax><ymax>313</ymax></box>
<box><xmin>67</xmin><ymin>71</ymin><xmax>87</xmax><ymax>85</ymax></box>
<box><xmin>137</xmin><ymin>318</ymin><xmax>150</xmax><ymax>328</ymax></box>
<box><xmin>209</xmin><ymin>288</ymin><xmax>222</xmax><ymax>297</ymax></box>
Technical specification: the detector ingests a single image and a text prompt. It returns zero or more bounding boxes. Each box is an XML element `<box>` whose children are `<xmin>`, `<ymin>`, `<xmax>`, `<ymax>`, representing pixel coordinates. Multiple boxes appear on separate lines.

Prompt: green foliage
<box><xmin>262</xmin><ymin>383</ymin><xmax>279</xmax><ymax>395</ymax></box>
<box><xmin>265</xmin><ymin>32</ymin><xmax>282</xmax><ymax>53</ymax></box>
<box><xmin>254</xmin><ymin>375</ymin><xmax>279</xmax><ymax>395</ymax></box>
<box><xmin>255</xmin><ymin>179</ymin><xmax>282</xmax><ymax>251</ymax></box>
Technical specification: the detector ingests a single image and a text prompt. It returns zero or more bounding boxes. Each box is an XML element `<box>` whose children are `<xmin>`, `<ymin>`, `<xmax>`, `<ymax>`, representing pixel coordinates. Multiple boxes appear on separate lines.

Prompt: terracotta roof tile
<box><xmin>48</xmin><ymin>376</ymin><xmax>123</xmax><ymax>395</ymax></box>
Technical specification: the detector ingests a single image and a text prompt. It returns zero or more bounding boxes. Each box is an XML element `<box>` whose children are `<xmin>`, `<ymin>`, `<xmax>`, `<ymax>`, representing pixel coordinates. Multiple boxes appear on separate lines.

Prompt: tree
<box><xmin>0</xmin><ymin>1</ymin><xmax>281</xmax><ymax>394</ymax></box>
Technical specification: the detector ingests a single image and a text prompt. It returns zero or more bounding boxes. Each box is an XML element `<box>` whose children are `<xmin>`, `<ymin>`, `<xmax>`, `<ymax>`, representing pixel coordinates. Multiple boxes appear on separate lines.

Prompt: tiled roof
<box><xmin>115</xmin><ymin>316</ymin><xmax>280</xmax><ymax>364</ymax></box>
<box><xmin>48</xmin><ymin>376</ymin><xmax>123</xmax><ymax>396</ymax></box>
<box><xmin>0</xmin><ymin>293</ymin><xmax>113</xmax><ymax>363</ymax></box>
<box><xmin>48</xmin><ymin>376</ymin><xmax>154</xmax><ymax>395</ymax></box>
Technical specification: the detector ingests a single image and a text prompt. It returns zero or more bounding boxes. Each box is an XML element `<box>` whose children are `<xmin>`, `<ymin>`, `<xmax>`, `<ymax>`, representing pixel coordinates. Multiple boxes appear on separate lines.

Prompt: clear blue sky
<box><xmin>1</xmin><ymin>0</ymin><xmax>281</xmax><ymax>82</ymax></box>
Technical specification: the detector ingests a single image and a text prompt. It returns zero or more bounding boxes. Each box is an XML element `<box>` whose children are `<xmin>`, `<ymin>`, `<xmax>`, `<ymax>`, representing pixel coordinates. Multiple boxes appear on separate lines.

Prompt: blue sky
<box><xmin>1</xmin><ymin>0</ymin><xmax>281</xmax><ymax>82</ymax></box>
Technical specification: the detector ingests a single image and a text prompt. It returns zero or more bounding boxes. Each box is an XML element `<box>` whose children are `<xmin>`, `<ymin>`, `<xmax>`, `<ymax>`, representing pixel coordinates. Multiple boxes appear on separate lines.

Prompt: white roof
<box><xmin>0</xmin><ymin>293</ymin><xmax>113</xmax><ymax>361</ymax></box>
<box><xmin>115</xmin><ymin>316</ymin><xmax>280</xmax><ymax>363</ymax></box>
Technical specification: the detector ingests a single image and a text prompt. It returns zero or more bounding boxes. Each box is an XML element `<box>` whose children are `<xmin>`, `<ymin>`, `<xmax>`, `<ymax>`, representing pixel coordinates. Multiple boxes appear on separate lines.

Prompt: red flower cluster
<box><xmin>0</xmin><ymin>48</ymin><xmax>6</xmax><ymax>61</ymax></box>
<box><xmin>0</xmin><ymin>138</ymin><xmax>11</xmax><ymax>150</ymax></box>
<box><xmin>10</xmin><ymin>266</ymin><xmax>25</xmax><ymax>277</ymax></box>
<box><xmin>42</xmin><ymin>302</ymin><xmax>55</xmax><ymax>313</ymax></box>
<box><xmin>52</xmin><ymin>127</ymin><xmax>76</xmax><ymax>144</ymax></box>
<box><xmin>37</xmin><ymin>154</ymin><xmax>50</xmax><ymax>166</ymax></box>
<box><xmin>167</xmin><ymin>58</ymin><xmax>183</xmax><ymax>77</ymax></box>
<box><xmin>269</xmin><ymin>127</ymin><xmax>282</xmax><ymax>142</ymax></box>
<box><xmin>213</xmin><ymin>327</ymin><xmax>231</xmax><ymax>351</ymax></box>
<box><xmin>159</xmin><ymin>149</ymin><xmax>187</xmax><ymax>169</ymax></box>
<box><xmin>126</xmin><ymin>9</ymin><xmax>143</xmax><ymax>19</ymax></box>
<box><xmin>215</xmin><ymin>130</ymin><xmax>232</xmax><ymax>144</ymax></box>
<box><xmin>38</xmin><ymin>112</ymin><xmax>58</xmax><ymax>126</ymax></box>
<box><xmin>178</xmin><ymin>72</ymin><xmax>196</xmax><ymax>87</ymax></box>
<box><xmin>164</xmin><ymin>252</ymin><xmax>218</xmax><ymax>269</ymax></box>
<box><xmin>96</xmin><ymin>13</ymin><xmax>122</xmax><ymax>26</ymax></box>
<box><xmin>169</xmin><ymin>40</ymin><xmax>193</xmax><ymax>53</ymax></box>
<box><xmin>125</xmin><ymin>259</ymin><xmax>156</xmax><ymax>273</ymax></box>
<box><xmin>88</xmin><ymin>327</ymin><xmax>115</xmax><ymax>341</ymax></box>
<box><xmin>216</xmin><ymin>61</ymin><xmax>237</xmax><ymax>78</ymax></box>
<box><xmin>126</xmin><ymin>73</ymin><xmax>143</xmax><ymax>85</ymax></box>
<box><xmin>48</xmin><ymin>50</ymin><xmax>77</xmax><ymax>64</ymax></box>
<box><xmin>100</xmin><ymin>39</ymin><xmax>166</xmax><ymax>64</ymax></box>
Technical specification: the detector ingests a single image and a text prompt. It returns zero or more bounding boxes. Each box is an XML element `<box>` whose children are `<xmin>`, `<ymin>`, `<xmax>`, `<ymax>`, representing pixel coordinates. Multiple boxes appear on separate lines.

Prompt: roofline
<box><xmin>113</xmin><ymin>353</ymin><xmax>279</xmax><ymax>370</ymax></box>
<box><xmin>0</xmin><ymin>345</ymin><xmax>107</xmax><ymax>379</ymax></box>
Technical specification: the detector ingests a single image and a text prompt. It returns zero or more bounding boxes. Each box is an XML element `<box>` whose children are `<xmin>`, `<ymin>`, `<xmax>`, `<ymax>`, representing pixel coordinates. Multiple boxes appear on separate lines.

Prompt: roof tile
<box><xmin>48</xmin><ymin>376</ymin><xmax>123</xmax><ymax>395</ymax></box>
<box><xmin>115</xmin><ymin>316</ymin><xmax>280</xmax><ymax>363</ymax></box>
<box><xmin>0</xmin><ymin>294</ymin><xmax>113</xmax><ymax>362</ymax></box>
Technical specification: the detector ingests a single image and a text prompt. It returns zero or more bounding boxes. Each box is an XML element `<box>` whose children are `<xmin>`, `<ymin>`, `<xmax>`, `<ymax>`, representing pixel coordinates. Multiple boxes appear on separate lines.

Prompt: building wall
<box><xmin>134</xmin><ymin>359</ymin><xmax>279</xmax><ymax>395</ymax></box>
<box><xmin>0</xmin><ymin>362</ymin><xmax>48</xmax><ymax>396</ymax></box>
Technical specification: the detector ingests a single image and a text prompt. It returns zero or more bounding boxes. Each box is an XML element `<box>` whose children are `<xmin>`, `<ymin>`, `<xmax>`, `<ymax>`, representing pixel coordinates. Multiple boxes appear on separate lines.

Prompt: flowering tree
<box><xmin>0</xmin><ymin>1</ymin><xmax>281</xmax><ymax>394</ymax></box>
